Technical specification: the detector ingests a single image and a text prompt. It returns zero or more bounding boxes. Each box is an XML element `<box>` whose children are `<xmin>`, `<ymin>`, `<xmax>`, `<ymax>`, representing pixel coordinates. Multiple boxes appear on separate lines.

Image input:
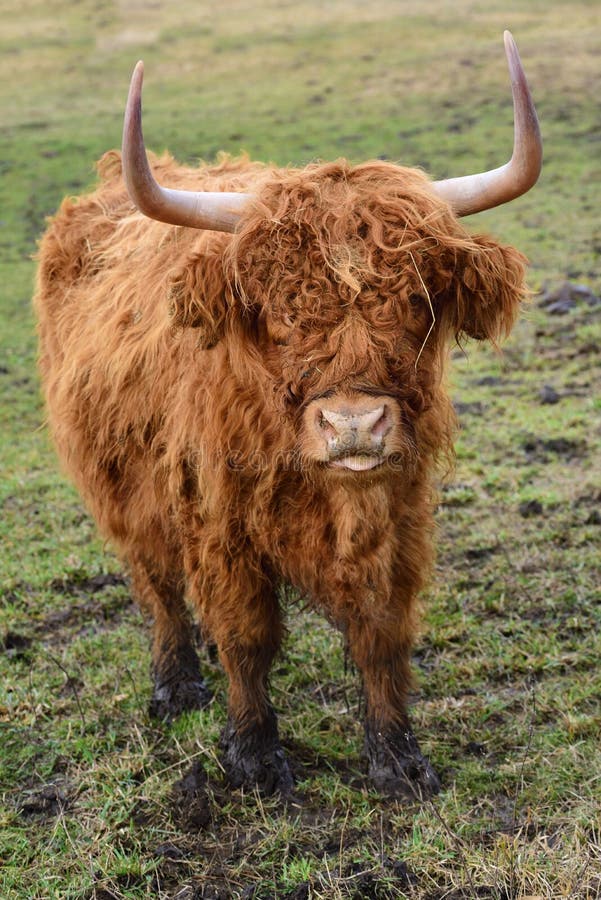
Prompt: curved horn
<box><xmin>432</xmin><ymin>31</ymin><xmax>542</xmax><ymax>216</ymax></box>
<box><xmin>122</xmin><ymin>61</ymin><xmax>252</xmax><ymax>232</ymax></box>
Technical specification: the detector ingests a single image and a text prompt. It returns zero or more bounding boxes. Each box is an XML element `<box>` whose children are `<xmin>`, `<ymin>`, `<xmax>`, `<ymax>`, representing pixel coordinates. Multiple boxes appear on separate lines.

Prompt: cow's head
<box><xmin>221</xmin><ymin>163</ymin><xmax>528</xmax><ymax>475</ymax></box>
<box><xmin>122</xmin><ymin>32</ymin><xmax>541</xmax><ymax>478</ymax></box>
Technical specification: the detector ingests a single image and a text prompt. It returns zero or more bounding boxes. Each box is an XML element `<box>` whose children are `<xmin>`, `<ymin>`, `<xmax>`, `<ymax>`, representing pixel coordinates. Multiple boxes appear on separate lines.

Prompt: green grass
<box><xmin>1</xmin><ymin>0</ymin><xmax>600</xmax><ymax>897</ymax></box>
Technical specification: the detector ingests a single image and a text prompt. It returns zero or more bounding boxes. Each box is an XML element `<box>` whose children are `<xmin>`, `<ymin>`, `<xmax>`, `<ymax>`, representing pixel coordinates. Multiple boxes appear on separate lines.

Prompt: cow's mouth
<box><xmin>329</xmin><ymin>455</ymin><xmax>385</xmax><ymax>472</ymax></box>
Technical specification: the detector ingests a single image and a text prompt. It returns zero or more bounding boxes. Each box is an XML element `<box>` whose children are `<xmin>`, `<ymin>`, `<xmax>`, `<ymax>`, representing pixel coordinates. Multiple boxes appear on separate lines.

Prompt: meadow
<box><xmin>1</xmin><ymin>0</ymin><xmax>600</xmax><ymax>897</ymax></box>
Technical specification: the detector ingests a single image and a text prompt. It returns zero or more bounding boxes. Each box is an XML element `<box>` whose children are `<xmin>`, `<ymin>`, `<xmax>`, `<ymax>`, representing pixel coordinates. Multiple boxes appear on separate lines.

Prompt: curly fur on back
<box><xmin>35</xmin><ymin>149</ymin><xmax>526</xmax><ymax>736</ymax></box>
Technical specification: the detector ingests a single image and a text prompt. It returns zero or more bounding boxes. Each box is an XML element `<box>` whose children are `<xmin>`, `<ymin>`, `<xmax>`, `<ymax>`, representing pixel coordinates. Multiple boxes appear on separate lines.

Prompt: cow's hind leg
<box><xmin>129</xmin><ymin>556</ymin><xmax>212</xmax><ymax>721</ymax></box>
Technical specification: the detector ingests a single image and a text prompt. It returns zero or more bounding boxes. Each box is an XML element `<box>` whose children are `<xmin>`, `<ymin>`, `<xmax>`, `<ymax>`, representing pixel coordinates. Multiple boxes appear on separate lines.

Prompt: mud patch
<box><xmin>538</xmin><ymin>384</ymin><xmax>561</xmax><ymax>404</ymax></box>
<box><xmin>454</xmin><ymin>400</ymin><xmax>485</xmax><ymax>417</ymax></box>
<box><xmin>519</xmin><ymin>499</ymin><xmax>544</xmax><ymax>518</ymax></box>
<box><xmin>281</xmin><ymin>885</ymin><xmax>310</xmax><ymax>900</ymax></box>
<box><xmin>48</xmin><ymin>571</ymin><xmax>127</xmax><ymax>597</ymax></box>
<box><xmin>475</xmin><ymin>375</ymin><xmax>502</xmax><ymax>387</ymax></box>
<box><xmin>150</xmin><ymin>842</ymin><xmax>195</xmax><ymax>892</ymax></box>
<box><xmin>1</xmin><ymin>630</ymin><xmax>33</xmax><ymax>660</ymax></box>
<box><xmin>344</xmin><ymin>859</ymin><xmax>417</xmax><ymax>897</ymax></box>
<box><xmin>465</xmin><ymin>545</ymin><xmax>498</xmax><ymax>561</ymax></box>
<box><xmin>18</xmin><ymin>778</ymin><xmax>71</xmax><ymax>820</ymax></box>
<box><xmin>520</xmin><ymin>434</ymin><xmax>586</xmax><ymax>463</ymax></box>
<box><xmin>34</xmin><ymin>571</ymin><xmax>135</xmax><ymax>643</ymax></box>
<box><xmin>171</xmin><ymin>761</ymin><xmax>213</xmax><ymax>832</ymax></box>
<box><xmin>464</xmin><ymin>740</ymin><xmax>487</xmax><ymax>757</ymax></box>
<box><xmin>537</xmin><ymin>281</ymin><xmax>600</xmax><ymax>315</ymax></box>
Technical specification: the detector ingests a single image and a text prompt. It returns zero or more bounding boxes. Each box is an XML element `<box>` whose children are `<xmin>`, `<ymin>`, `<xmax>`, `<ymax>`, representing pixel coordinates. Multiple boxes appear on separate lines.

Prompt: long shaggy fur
<box><xmin>35</xmin><ymin>149</ymin><xmax>526</xmax><ymax>741</ymax></box>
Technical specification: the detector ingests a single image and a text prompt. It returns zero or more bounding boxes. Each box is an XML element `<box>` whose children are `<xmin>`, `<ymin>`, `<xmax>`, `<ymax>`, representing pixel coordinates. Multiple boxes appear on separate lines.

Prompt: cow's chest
<box><xmin>254</xmin><ymin>478</ymin><xmax>398</xmax><ymax>609</ymax></box>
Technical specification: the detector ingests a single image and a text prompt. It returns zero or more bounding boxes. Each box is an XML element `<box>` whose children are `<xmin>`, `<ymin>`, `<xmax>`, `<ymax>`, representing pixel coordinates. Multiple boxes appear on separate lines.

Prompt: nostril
<box><xmin>316</xmin><ymin>409</ymin><xmax>338</xmax><ymax>440</ymax></box>
<box><xmin>371</xmin><ymin>404</ymin><xmax>392</xmax><ymax>438</ymax></box>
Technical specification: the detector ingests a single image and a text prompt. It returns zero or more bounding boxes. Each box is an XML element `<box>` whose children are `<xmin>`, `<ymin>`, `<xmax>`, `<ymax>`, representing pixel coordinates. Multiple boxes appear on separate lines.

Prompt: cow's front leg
<box><xmin>346</xmin><ymin>612</ymin><xmax>441</xmax><ymax>800</ymax></box>
<box><xmin>219</xmin><ymin>701</ymin><xmax>291</xmax><ymax>796</ymax></box>
<box><xmin>218</xmin><ymin>628</ymin><xmax>293</xmax><ymax>795</ymax></box>
<box><xmin>194</xmin><ymin>559</ymin><xmax>293</xmax><ymax>795</ymax></box>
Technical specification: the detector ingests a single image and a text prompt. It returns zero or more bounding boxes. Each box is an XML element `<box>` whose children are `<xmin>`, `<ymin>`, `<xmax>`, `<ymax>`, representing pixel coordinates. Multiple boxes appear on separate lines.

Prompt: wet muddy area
<box><xmin>17</xmin><ymin>778</ymin><xmax>72</xmax><ymax>820</ymax></box>
<box><xmin>1</xmin><ymin>570</ymin><xmax>134</xmax><ymax>657</ymax></box>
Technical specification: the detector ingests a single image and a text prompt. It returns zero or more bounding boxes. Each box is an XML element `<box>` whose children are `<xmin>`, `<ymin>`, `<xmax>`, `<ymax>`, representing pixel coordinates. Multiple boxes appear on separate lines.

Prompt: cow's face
<box><xmin>254</xmin><ymin>262</ymin><xmax>441</xmax><ymax>475</ymax></box>
<box><xmin>171</xmin><ymin>163</ymin><xmax>526</xmax><ymax>475</ymax></box>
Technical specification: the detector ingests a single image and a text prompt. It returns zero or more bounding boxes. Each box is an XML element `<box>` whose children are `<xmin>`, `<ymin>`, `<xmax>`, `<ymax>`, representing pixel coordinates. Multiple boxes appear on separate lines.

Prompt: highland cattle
<box><xmin>35</xmin><ymin>32</ymin><xmax>541</xmax><ymax>797</ymax></box>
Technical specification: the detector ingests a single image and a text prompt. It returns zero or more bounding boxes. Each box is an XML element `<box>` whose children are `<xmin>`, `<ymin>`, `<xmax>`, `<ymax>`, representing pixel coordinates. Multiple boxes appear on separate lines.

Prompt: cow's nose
<box><xmin>316</xmin><ymin>403</ymin><xmax>392</xmax><ymax>451</ymax></box>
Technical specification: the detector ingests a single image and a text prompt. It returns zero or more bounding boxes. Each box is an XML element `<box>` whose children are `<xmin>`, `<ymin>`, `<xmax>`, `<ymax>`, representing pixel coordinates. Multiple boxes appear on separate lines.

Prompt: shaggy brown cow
<box><xmin>35</xmin><ymin>33</ymin><xmax>541</xmax><ymax>798</ymax></box>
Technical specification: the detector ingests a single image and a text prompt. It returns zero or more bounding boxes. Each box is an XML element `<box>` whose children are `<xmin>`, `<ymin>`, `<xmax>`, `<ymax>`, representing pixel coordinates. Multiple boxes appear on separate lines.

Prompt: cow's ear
<box><xmin>168</xmin><ymin>245</ymin><xmax>229</xmax><ymax>349</ymax></box>
<box><xmin>444</xmin><ymin>237</ymin><xmax>527</xmax><ymax>344</ymax></box>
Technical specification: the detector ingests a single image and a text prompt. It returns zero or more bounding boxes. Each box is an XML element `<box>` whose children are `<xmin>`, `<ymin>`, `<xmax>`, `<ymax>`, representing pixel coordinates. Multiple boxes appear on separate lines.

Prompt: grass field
<box><xmin>1</xmin><ymin>0</ymin><xmax>600</xmax><ymax>897</ymax></box>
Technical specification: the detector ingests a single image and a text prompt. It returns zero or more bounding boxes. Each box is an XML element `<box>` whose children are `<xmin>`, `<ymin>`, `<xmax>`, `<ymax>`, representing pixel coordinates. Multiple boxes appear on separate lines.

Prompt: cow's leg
<box><xmin>192</xmin><ymin>560</ymin><xmax>292</xmax><ymax>795</ymax></box>
<box><xmin>129</xmin><ymin>556</ymin><xmax>212</xmax><ymax>720</ymax></box>
<box><xmin>345</xmin><ymin>609</ymin><xmax>441</xmax><ymax>800</ymax></box>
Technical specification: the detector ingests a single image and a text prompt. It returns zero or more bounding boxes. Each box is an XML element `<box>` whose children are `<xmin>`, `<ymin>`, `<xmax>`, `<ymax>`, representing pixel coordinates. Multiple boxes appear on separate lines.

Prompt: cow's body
<box><xmin>35</xmin><ymin>146</ymin><xmax>527</xmax><ymax>796</ymax></box>
<box><xmin>37</xmin><ymin>11</ymin><xmax>549</xmax><ymax>796</ymax></box>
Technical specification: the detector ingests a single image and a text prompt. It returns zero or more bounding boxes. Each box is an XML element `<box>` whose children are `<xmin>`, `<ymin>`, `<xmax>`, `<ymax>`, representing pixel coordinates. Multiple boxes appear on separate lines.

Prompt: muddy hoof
<box><xmin>220</xmin><ymin>712</ymin><xmax>293</xmax><ymax>796</ymax></box>
<box><xmin>365</xmin><ymin>721</ymin><xmax>441</xmax><ymax>801</ymax></box>
<box><xmin>150</xmin><ymin>673</ymin><xmax>213</xmax><ymax>722</ymax></box>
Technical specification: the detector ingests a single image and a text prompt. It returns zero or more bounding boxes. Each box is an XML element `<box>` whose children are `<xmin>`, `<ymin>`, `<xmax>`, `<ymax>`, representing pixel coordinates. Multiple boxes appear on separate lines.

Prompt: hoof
<box><xmin>150</xmin><ymin>673</ymin><xmax>213</xmax><ymax>722</ymax></box>
<box><xmin>220</xmin><ymin>712</ymin><xmax>294</xmax><ymax>796</ymax></box>
<box><xmin>365</xmin><ymin>721</ymin><xmax>441</xmax><ymax>801</ymax></box>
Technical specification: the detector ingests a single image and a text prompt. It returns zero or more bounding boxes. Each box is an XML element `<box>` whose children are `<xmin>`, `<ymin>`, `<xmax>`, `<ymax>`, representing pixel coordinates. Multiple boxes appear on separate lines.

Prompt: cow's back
<box><xmin>34</xmin><ymin>151</ymin><xmax>230</xmax><ymax>550</ymax></box>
